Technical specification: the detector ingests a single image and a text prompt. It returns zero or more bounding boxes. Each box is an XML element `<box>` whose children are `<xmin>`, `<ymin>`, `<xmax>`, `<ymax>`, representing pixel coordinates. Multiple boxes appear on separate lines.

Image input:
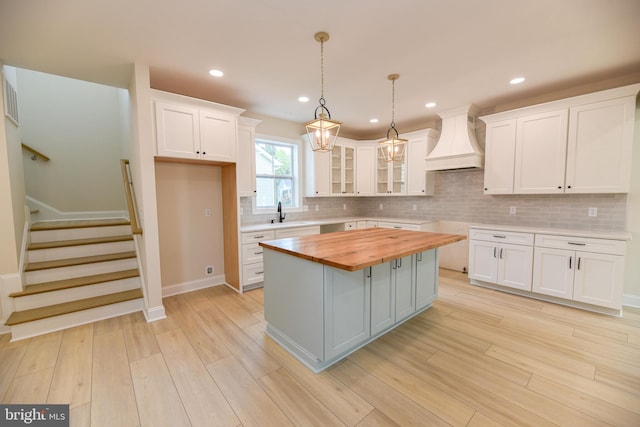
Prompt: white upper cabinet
<box><xmin>304</xmin><ymin>137</ymin><xmax>331</xmax><ymax>197</ymax></box>
<box><xmin>152</xmin><ymin>90</ymin><xmax>244</xmax><ymax>163</ymax></box>
<box><xmin>514</xmin><ymin>109</ymin><xmax>568</xmax><ymax>194</ymax></box>
<box><xmin>330</xmin><ymin>138</ymin><xmax>356</xmax><ymax>196</ymax></box>
<box><xmin>480</xmin><ymin>83</ymin><xmax>639</xmax><ymax>195</ymax></box>
<box><xmin>376</xmin><ymin>147</ymin><xmax>406</xmax><ymax>195</ymax></box>
<box><xmin>565</xmin><ymin>96</ymin><xmax>636</xmax><ymax>193</ymax></box>
<box><xmin>483</xmin><ymin>119</ymin><xmax>516</xmax><ymax>194</ymax></box>
<box><xmin>199</xmin><ymin>109</ymin><xmax>237</xmax><ymax>162</ymax></box>
<box><xmin>406</xmin><ymin>129</ymin><xmax>437</xmax><ymax>196</ymax></box>
<box><xmin>237</xmin><ymin>117</ymin><xmax>261</xmax><ymax>197</ymax></box>
<box><xmin>356</xmin><ymin>144</ymin><xmax>376</xmax><ymax>196</ymax></box>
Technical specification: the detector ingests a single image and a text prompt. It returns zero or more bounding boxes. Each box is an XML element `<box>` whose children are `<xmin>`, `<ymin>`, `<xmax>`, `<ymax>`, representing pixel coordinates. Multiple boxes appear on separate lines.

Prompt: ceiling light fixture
<box><xmin>305</xmin><ymin>32</ymin><xmax>341</xmax><ymax>153</ymax></box>
<box><xmin>510</xmin><ymin>76</ymin><xmax>525</xmax><ymax>85</ymax></box>
<box><xmin>209</xmin><ymin>69</ymin><xmax>224</xmax><ymax>77</ymax></box>
<box><xmin>298</xmin><ymin>96</ymin><xmax>309</xmax><ymax>103</ymax></box>
<box><xmin>370</xmin><ymin>118</ymin><xmax>379</xmax><ymax>124</ymax></box>
<box><xmin>425</xmin><ymin>102</ymin><xmax>437</xmax><ymax>108</ymax></box>
<box><xmin>378</xmin><ymin>74</ymin><xmax>407</xmax><ymax>163</ymax></box>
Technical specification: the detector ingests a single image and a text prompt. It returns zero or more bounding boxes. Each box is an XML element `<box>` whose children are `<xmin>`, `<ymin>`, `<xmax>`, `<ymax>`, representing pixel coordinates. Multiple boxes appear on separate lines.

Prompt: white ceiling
<box><xmin>1</xmin><ymin>0</ymin><xmax>639</xmax><ymax>138</ymax></box>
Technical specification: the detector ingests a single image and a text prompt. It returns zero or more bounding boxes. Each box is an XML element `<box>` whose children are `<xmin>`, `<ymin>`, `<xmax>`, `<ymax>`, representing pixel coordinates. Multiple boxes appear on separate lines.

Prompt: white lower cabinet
<box><xmin>532</xmin><ymin>234</ymin><xmax>625</xmax><ymax>309</ymax></box>
<box><xmin>416</xmin><ymin>250</ymin><xmax>438</xmax><ymax>310</ymax></box>
<box><xmin>468</xmin><ymin>229</ymin><xmax>534</xmax><ymax>291</ymax></box>
<box><xmin>470</xmin><ymin>226</ymin><xmax>627</xmax><ymax>313</ymax></box>
<box><xmin>241</xmin><ymin>226</ymin><xmax>320</xmax><ymax>290</ymax></box>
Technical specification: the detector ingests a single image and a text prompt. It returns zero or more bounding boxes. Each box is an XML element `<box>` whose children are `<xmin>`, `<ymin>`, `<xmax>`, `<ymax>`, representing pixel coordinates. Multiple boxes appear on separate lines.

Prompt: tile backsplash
<box><xmin>241</xmin><ymin>169</ymin><xmax>627</xmax><ymax>232</ymax></box>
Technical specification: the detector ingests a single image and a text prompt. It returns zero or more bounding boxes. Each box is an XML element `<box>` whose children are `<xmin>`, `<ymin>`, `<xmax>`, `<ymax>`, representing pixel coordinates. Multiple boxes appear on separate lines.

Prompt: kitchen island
<box><xmin>259</xmin><ymin>227</ymin><xmax>465</xmax><ymax>372</ymax></box>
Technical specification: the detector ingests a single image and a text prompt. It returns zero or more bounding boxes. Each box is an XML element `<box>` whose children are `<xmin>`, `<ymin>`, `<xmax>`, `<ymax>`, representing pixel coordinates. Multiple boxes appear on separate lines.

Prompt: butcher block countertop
<box><xmin>259</xmin><ymin>227</ymin><xmax>466</xmax><ymax>271</ymax></box>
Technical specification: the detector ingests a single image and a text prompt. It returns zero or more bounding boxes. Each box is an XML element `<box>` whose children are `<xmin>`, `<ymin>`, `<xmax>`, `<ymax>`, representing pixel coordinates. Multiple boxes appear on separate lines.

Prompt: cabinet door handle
<box><xmin>493</xmin><ymin>235</ymin><xmax>506</xmax><ymax>239</ymax></box>
<box><xmin>568</xmin><ymin>242</ymin><xmax>586</xmax><ymax>246</ymax></box>
<box><xmin>417</xmin><ymin>252</ymin><xmax>423</xmax><ymax>262</ymax></box>
<box><xmin>398</xmin><ymin>258</ymin><xmax>402</xmax><ymax>268</ymax></box>
<box><xmin>499</xmin><ymin>248</ymin><xmax>504</xmax><ymax>259</ymax></box>
<box><xmin>493</xmin><ymin>247</ymin><xmax>497</xmax><ymax>258</ymax></box>
<box><xmin>569</xmin><ymin>256</ymin><xmax>573</xmax><ymax>269</ymax></box>
<box><xmin>392</xmin><ymin>259</ymin><xmax>397</xmax><ymax>270</ymax></box>
<box><xmin>577</xmin><ymin>257</ymin><xmax>582</xmax><ymax>270</ymax></box>
<box><xmin>366</xmin><ymin>267</ymin><xmax>372</xmax><ymax>278</ymax></box>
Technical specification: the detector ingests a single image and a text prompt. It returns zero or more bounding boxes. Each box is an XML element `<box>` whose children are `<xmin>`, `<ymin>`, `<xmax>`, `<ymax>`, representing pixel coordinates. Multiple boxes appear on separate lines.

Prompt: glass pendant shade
<box><xmin>306</xmin><ymin>32</ymin><xmax>341</xmax><ymax>152</ymax></box>
<box><xmin>379</xmin><ymin>126</ymin><xmax>407</xmax><ymax>162</ymax></box>
<box><xmin>305</xmin><ymin>108</ymin><xmax>341</xmax><ymax>152</ymax></box>
<box><xmin>378</xmin><ymin>73</ymin><xmax>406</xmax><ymax>162</ymax></box>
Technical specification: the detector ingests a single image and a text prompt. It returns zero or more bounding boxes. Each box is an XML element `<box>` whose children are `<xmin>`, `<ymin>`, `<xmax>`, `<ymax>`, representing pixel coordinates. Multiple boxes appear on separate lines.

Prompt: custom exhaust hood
<box><xmin>425</xmin><ymin>105</ymin><xmax>484</xmax><ymax>171</ymax></box>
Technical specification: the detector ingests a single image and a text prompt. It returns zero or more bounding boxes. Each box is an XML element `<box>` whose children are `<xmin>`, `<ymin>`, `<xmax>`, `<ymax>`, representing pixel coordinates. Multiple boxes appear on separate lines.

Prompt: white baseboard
<box><xmin>26</xmin><ymin>195</ymin><xmax>127</xmax><ymax>221</ymax></box>
<box><xmin>623</xmin><ymin>293</ymin><xmax>640</xmax><ymax>309</ymax></box>
<box><xmin>161</xmin><ymin>274</ymin><xmax>226</xmax><ymax>297</ymax></box>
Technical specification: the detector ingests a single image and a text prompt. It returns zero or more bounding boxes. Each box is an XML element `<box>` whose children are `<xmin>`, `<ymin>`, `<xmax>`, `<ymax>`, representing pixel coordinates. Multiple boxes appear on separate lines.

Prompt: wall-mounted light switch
<box><xmin>509</xmin><ymin>206</ymin><xmax>517</xmax><ymax>214</ymax></box>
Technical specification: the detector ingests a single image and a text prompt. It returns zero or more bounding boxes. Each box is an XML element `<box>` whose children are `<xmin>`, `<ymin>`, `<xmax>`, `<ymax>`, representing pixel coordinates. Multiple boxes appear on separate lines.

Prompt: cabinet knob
<box><xmin>484</xmin><ymin>188</ymin><xmax>488</xmax><ymax>191</ymax></box>
<box><xmin>196</xmin><ymin>151</ymin><xmax>200</xmax><ymax>154</ymax></box>
<box><xmin>202</xmin><ymin>151</ymin><xmax>206</xmax><ymax>155</ymax></box>
<box><xmin>567</xmin><ymin>185</ymin><xmax>572</xmax><ymax>189</ymax></box>
<box><xmin>557</xmin><ymin>186</ymin><xmax>562</xmax><ymax>189</ymax></box>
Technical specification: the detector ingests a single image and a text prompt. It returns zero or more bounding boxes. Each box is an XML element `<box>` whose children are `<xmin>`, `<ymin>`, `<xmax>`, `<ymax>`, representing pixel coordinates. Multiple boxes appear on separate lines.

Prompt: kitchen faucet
<box><xmin>277</xmin><ymin>201</ymin><xmax>286</xmax><ymax>223</ymax></box>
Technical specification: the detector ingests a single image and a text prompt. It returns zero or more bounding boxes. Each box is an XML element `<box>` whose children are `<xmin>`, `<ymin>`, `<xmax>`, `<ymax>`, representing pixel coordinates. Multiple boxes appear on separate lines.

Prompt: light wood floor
<box><xmin>1</xmin><ymin>269</ymin><xmax>639</xmax><ymax>426</ymax></box>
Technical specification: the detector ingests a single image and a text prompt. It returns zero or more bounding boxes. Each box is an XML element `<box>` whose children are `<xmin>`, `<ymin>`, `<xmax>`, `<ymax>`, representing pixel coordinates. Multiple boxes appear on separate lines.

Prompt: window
<box><xmin>255</xmin><ymin>137</ymin><xmax>300</xmax><ymax>211</ymax></box>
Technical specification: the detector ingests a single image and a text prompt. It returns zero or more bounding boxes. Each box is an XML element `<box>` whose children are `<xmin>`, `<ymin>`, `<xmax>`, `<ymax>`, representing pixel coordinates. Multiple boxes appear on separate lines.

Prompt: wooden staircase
<box><xmin>5</xmin><ymin>218</ymin><xmax>144</xmax><ymax>340</ymax></box>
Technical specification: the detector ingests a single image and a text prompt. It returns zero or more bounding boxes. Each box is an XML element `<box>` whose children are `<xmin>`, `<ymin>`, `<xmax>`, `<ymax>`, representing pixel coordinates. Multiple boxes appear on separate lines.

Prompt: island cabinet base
<box><xmin>263</xmin><ymin>247</ymin><xmax>439</xmax><ymax>373</ymax></box>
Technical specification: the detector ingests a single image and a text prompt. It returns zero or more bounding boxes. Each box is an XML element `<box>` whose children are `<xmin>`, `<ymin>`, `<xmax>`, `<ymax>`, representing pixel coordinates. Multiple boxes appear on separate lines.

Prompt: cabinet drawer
<box><xmin>275</xmin><ymin>226</ymin><xmax>320</xmax><ymax>238</ymax></box>
<box><xmin>243</xmin><ymin>263</ymin><xmax>265</xmax><ymax>286</ymax></box>
<box><xmin>242</xmin><ymin>242</ymin><xmax>264</xmax><ymax>265</ymax></box>
<box><xmin>534</xmin><ymin>234</ymin><xmax>626</xmax><ymax>255</ymax></box>
<box><xmin>241</xmin><ymin>230</ymin><xmax>275</xmax><ymax>244</ymax></box>
<box><xmin>469</xmin><ymin>229</ymin><xmax>534</xmax><ymax>245</ymax></box>
<box><xmin>377</xmin><ymin>221</ymin><xmax>421</xmax><ymax>231</ymax></box>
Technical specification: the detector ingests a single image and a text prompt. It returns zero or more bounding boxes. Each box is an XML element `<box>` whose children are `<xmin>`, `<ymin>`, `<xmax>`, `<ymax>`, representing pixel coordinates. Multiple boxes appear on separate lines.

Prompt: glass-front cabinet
<box><xmin>376</xmin><ymin>146</ymin><xmax>406</xmax><ymax>194</ymax></box>
<box><xmin>331</xmin><ymin>139</ymin><xmax>356</xmax><ymax>196</ymax></box>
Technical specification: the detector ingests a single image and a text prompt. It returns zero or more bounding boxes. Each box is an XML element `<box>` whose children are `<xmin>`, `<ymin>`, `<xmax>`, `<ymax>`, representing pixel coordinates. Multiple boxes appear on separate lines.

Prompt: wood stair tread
<box><xmin>30</xmin><ymin>218</ymin><xmax>130</xmax><ymax>231</ymax></box>
<box><xmin>4</xmin><ymin>288</ymin><xmax>143</xmax><ymax>326</ymax></box>
<box><xmin>25</xmin><ymin>251</ymin><xmax>137</xmax><ymax>272</ymax></box>
<box><xmin>29</xmin><ymin>234</ymin><xmax>134</xmax><ymax>250</ymax></box>
<box><xmin>9</xmin><ymin>269</ymin><xmax>140</xmax><ymax>297</ymax></box>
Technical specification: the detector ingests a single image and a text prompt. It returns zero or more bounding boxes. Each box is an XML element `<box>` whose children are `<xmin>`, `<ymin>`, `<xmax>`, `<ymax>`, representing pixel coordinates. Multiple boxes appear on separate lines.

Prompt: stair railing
<box><xmin>21</xmin><ymin>142</ymin><xmax>50</xmax><ymax>161</ymax></box>
<box><xmin>120</xmin><ymin>159</ymin><xmax>143</xmax><ymax>235</ymax></box>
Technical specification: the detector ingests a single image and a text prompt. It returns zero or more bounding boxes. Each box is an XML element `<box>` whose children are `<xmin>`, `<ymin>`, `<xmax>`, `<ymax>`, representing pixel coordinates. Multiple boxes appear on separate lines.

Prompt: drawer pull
<box><xmin>568</xmin><ymin>242</ymin><xmax>586</xmax><ymax>246</ymax></box>
<box><xmin>255</xmin><ymin>271</ymin><xmax>263</xmax><ymax>275</ymax></box>
<box><xmin>254</xmin><ymin>251</ymin><xmax>263</xmax><ymax>255</ymax></box>
<box><xmin>492</xmin><ymin>235</ymin><xmax>506</xmax><ymax>238</ymax></box>
<box><xmin>254</xmin><ymin>235</ymin><xmax>265</xmax><ymax>239</ymax></box>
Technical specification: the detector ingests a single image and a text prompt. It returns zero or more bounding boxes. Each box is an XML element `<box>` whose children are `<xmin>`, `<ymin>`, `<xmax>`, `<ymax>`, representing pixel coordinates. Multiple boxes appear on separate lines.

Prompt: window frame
<box><xmin>252</xmin><ymin>134</ymin><xmax>304</xmax><ymax>215</ymax></box>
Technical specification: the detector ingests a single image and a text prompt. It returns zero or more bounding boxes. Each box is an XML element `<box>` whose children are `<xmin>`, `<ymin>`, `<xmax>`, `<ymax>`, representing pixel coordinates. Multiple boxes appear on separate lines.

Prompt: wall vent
<box><xmin>3</xmin><ymin>76</ymin><xmax>19</xmax><ymax>125</ymax></box>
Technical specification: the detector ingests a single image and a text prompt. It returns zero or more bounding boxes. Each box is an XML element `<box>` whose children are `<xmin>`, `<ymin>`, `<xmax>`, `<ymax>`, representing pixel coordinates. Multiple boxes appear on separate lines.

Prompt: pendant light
<box><xmin>305</xmin><ymin>32</ymin><xmax>341</xmax><ymax>152</ymax></box>
<box><xmin>379</xmin><ymin>74</ymin><xmax>407</xmax><ymax>162</ymax></box>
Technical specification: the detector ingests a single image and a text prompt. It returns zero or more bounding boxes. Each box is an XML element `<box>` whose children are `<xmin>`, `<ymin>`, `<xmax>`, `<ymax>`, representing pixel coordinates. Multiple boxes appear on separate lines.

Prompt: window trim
<box><xmin>252</xmin><ymin>134</ymin><xmax>304</xmax><ymax>215</ymax></box>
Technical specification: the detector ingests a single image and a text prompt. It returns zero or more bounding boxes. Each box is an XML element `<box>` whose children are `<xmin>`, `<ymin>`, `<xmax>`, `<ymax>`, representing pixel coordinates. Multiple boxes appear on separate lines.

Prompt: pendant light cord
<box><xmin>320</xmin><ymin>37</ymin><xmax>325</xmax><ymax>102</ymax></box>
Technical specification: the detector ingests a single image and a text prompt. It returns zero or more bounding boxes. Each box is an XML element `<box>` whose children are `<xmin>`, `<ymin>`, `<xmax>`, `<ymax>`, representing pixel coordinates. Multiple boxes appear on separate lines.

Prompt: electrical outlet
<box><xmin>204</xmin><ymin>208</ymin><xmax>211</xmax><ymax>217</ymax></box>
<box><xmin>343</xmin><ymin>203</ymin><xmax>347</xmax><ymax>210</ymax></box>
<box><xmin>412</xmin><ymin>204</ymin><xmax>417</xmax><ymax>211</ymax></box>
<box><xmin>379</xmin><ymin>204</ymin><xmax>383</xmax><ymax>210</ymax></box>
<box><xmin>588</xmin><ymin>207</ymin><xmax>597</xmax><ymax>217</ymax></box>
<box><xmin>303</xmin><ymin>205</ymin><xmax>309</xmax><ymax>212</ymax></box>
<box><xmin>315</xmin><ymin>204</ymin><xmax>319</xmax><ymax>212</ymax></box>
<box><xmin>205</xmin><ymin>265</ymin><xmax>214</xmax><ymax>276</ymax></box>
<box><xmin>509</xmin><ymin>206</ymin><xmax>517</xmax><ymax>214</ymax></box>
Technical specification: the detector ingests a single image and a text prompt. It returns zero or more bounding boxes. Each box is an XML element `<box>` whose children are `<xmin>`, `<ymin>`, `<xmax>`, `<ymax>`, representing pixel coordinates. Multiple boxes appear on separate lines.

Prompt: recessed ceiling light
<box><xmin>298</xmin><ymin>96</ymin><xmax>309</xmax><ymax>103</ymax></box>
<box><xmin>510</xmin><ymin>77</ymin><xmax>525</xmax><ymax>85</ymax></box>
<box><xmin>425</xmin><ymin>102</ymin><xmax>437</xmax><ymax>108</ymax></box>
<box><xmin>370</xmin><ymin>118</ymin><xmax>379</xmax><ymax>124</ymax></box>
<box><xmin>209</xmin><ymin>69</ymin><xmax>224</xmax><ymax>77</ymax></box>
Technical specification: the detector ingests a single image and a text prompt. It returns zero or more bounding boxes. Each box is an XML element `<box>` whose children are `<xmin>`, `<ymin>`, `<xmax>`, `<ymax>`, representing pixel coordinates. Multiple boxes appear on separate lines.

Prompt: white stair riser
<box><xmin>9</xmin><ymin>298</ymin><xmax>144</xmax><ymax>342</ymax></box>
<box><xmin>26</xmin><ymin>258</ymin><xmax>138</xmax><ymax>285</ymax></box>
<box><xmin>14</xmin><ymin>277</ymin><xmax>141</xmax><ymax>311</ymax></box>
<box><xmin>30</xmin><ymin>225</ymin><xmax>132</xmax><ymax>243</ymax></box>
<box><xmin>28</xmin><ymin>240</ymin><xmax>134</xmax><ymax>263</ymax></box>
